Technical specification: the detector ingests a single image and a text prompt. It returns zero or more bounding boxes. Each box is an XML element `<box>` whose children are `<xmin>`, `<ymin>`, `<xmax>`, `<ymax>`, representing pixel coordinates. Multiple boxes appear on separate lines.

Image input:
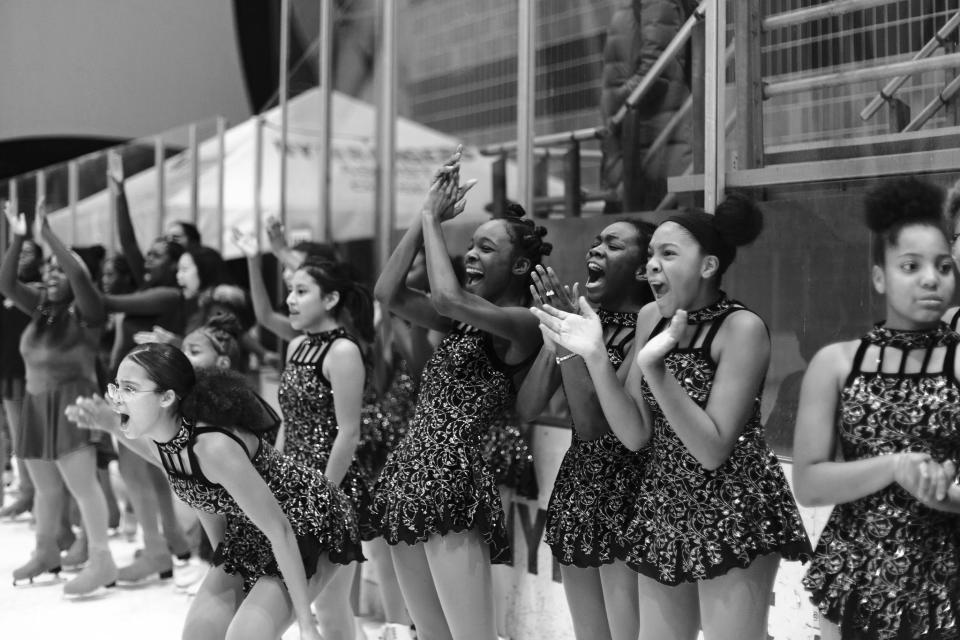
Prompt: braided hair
<box><xmin>497</xmin><ymin>202</ymin><xmax>553</xmax><ymax>274</ymax></box>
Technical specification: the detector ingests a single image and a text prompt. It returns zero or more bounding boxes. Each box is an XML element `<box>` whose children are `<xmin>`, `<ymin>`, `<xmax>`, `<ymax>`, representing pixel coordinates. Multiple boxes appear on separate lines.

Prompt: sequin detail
<box><xmin>371</xmin><ymin>323</ymin><xmax>514</xmax><ymax>563</ymax></box>
<box><xmin>278</xmin><ymin>328</ymin><xmax>377</xmax><ymax>540</ymax></box>
<box><xmin>545</xmin><ymin>307</ymin><xmax>647</xmax><ymax>567</ymax></box>
<box><xmin>627</xmin><ymin>298</ymin><xmax>811</xmax><ymax>584</ymax></box>
<box><xmin>159</xmin><ymin>425</ymin><xmax>363</xmax><ymax>592</ymax></box>
<box><xmin>803</xmin><ymin>323</ymin><xmax>960</xmax><ymax>640</ymax></box>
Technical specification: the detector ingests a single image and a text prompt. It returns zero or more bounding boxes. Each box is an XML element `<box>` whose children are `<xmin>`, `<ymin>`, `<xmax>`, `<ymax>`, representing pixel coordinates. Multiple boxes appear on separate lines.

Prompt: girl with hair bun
<box><xmin>795</xmin><ymin>176</ymin><xmax>960</xmax><ymax>640</ymax></box>
<box><xmin>66</xmin><ymin>343</ymin><xmax>362</xmax><ymax>640</ymax></box>
<box><xmin>372</xmin><ymin>149</ymin><xmax>548</xmax><ymax>640</ymax></box>
<box><xmin>941</xmin><ymin>177</ymin><xmax>960</xmax><ymax>330</ymax></box>
<box><xmin>534</xmin><ymin>193</ymin><xmax>810</xmax><ymax>640</ymax></box>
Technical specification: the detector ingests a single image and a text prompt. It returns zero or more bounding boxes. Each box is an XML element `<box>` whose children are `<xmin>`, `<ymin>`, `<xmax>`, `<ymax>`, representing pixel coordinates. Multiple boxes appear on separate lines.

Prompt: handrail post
<box><xmin>154</xmin><ymin>135</ymin><xmax>166</xmax><ymax>238</ymax></box>
<box><xmin>734</xmin><ymin>1</ymin><xmax>763</xmax><ymax>171</ymax></box>
<box><xmin>492</xmin><ymin>153</ymin><xmax>507</xmax><ymax>217</ymax></box>
<box><xmin>189</xmin><ymin>122</ymin><xmax>200</xmax><ymax>225</ymax></box>
<box><xmin>690</xmin><ymin>8</ymin><xmax>706</xmax><ymax>208</ymax></box>
<box><xmin>704</xmin><ymin>0</ymin><xmax>726</xmax><ymax>212</ymax></box>
<box><xmin>533</xmin><ymin>152</ymin><xmax>549</xmax><ymax>218</ymax></box>
<box><xmin>517</xmin><ymin>0</ymin><xmax>536</xmax><ymax>214</ymax></box>
<box><xmin>563</xmin><ymin>141</ymin><xmax>581</xmax><ymax>217</ymax></box>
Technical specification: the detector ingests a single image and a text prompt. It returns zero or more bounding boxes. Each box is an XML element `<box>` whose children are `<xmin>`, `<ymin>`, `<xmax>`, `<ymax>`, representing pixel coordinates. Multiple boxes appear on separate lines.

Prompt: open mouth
<box><xmin>119</xmin><ymin>414</ymin><xmax>131</xmax><ymax>434</ymax></box>
<box><xmin>585</xmin><ymin>262</ymin><xmax>605</xmax><ymax>288</ymax></box>
<box><xmin>648</xmin><ymin>280</ymin><xmax>667</xmax><ymax>298</ymax></box>
<box><xmin>465</xmin><ymin>267</ymin><xmax>484</xmax><ymax>287</ymax></box>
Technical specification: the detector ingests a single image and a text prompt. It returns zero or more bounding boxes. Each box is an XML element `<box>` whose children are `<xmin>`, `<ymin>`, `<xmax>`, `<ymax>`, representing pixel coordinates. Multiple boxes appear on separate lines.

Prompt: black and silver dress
<box><xmin>156</xmin><ymin>419</ymin><xmax>362</xmax><ymax>592</ymax></box>
<box><xmin>803</xmin><ymin>323</ymin><xmax>960</xmax><ymax>640</ymax></box>
<box><xmin>625</xmin><ymin>296</ymin><xmax>811</xmax><ymax>584</ymax></box>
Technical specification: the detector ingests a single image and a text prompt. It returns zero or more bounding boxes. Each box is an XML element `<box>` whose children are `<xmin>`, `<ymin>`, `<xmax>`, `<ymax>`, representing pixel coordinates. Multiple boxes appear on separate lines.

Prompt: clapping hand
<box><xmin>230</xmin><ymin>227</ymin><xmax>259</xmax><ymax>258</ymax></box>
<box><xmin>530</xmin><ymin>296</ymin><xmax>605</xmax><ymax>361</ymax></box>
<box><xmin>66</xmin><ymin>394</ymin><xmax>121</xmax><ymax>434</ymax></box>
<box><xmin>106</xmin><ymin>150</ymin><xmax>124</xmax><ymax>192</ymax></box>
<box><xmin>133</xmin><ymin>325</ymin><xmax>179</xmax><ymax>345</ymax></box>
<box><xmin>636</xmin><ymin>309</ymin><xmax>686</xmax><ymax>371</ymax></box>
<box><xmin>894</xmin><ymin>452</ymin><xmax>955</xmax><ymax>505</ymax></box>
<box><xmin>3</xmin><ymin>201</ymin><xmax>27</xmax><ymax>237</ymax></box>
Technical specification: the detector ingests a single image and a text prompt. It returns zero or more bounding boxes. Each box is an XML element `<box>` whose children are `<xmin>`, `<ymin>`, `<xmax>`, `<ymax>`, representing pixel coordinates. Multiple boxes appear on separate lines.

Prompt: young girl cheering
<box><xmin>795</xmin><ymin>177</ymin><xmax>960</xmax><ymax>640</ymax></box>
<box><xmin>372</xmin><ymin>153</ymin><xmax>548</xmax><ymax>640</ymax></box>
<box><xmin>68</xmin><ymin>344</ymin><xmax>362</xmax><ymax>640</ymax></box>
<box><xmin>517</xmin><ymin>220</ymin><xmax>653</xmax><ymax>640</ymax></box>
<box><xmin>533</xmin><ymin>195</ymin><xmax>810</xmax><ymax>640</ymax></box>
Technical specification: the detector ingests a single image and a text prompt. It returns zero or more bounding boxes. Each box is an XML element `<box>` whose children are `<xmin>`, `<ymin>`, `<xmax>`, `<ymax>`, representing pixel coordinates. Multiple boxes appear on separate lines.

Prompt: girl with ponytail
<box><xmin>534</xmin><ymin>193</ymin><xmax>810</xmax><ymax>640</ymax></box>
<box><xmin>795</xmin><ymin>177</ymin><xmax>960</xmax><ymax>640</ymax></box>
<box><xmin>371</xmin><ymin>149</ymin><xmax>548</xmax><ymax>640</ymax></box>
<box><xmin>942</xmin><ymin>177</ymin><xmax>960</xmax><ymax>330</ymax></box>
<box><xmin>67</xmin><ymin>342</ymin><xmax>362</xmax><ymax>640</ymax></box>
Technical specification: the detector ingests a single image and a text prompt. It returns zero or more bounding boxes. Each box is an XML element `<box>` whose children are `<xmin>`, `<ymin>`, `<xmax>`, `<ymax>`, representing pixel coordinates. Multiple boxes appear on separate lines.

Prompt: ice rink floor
<box><xmin>0</xmin><ymin>510</ymin><xmax>383</xmax><ymax>640</ymax></box>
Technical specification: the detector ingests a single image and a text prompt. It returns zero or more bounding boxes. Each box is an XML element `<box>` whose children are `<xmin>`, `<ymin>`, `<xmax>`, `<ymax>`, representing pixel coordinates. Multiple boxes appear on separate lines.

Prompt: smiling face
<box><xmin>584</xmin><ymin>221</ymin><xmax>646</xmax><ymax>307</ymax></box>
<box><xmin>18</xmin><ymin>240</ymin><xmax>41</xmax><ymax>281</ymax></box>
<box><xmin>463</xmin><ymin>219</ymin><xmax>518</xmax><ymax>301</ymax></box>
<box><xmin>644</xmin><ymin>221</ymin><xmax>715</xmax><ymax>318</ymax></box>
<box><xmin>285</xmin><ymin>269</ymin><xmax>336</xmax><ymax>332</ymax></box>
<box><xmin>42</xmin><ymin>256</ymin><xmax>73</xmax><ymax>303</ymax></box>
<box><xmin>111</xmin><ymin>358</ymin><xmax>167</xmax><ymax>440</ymax></box>
<box><xmin>176</xmin><ymin>253</ymin><xmax>201</xmax><ymax>298</ymax></box>
<box><xmin>874</xmin><ymin>223</ymin><xmax>955</xmax><ymax>329</ymax></box>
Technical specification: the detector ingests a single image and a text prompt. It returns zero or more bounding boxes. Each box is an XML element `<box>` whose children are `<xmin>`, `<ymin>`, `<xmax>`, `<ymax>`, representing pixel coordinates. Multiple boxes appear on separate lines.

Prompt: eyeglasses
<box><xmin>106</xmin><ymin>382</ymin><xmax>159</xmax><ymax>403</ymax></box>
<box><xmin>952</xmin><ymin>231</ymin><xmax>960</xmax><ymax>245</ymax></box>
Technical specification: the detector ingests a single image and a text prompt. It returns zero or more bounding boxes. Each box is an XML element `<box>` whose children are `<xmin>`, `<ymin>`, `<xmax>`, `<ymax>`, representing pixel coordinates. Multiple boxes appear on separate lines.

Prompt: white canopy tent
<box><xmin>50</xmin><ymin>89</ymin><xmax>561</xmax><ymax>259</ymax></box>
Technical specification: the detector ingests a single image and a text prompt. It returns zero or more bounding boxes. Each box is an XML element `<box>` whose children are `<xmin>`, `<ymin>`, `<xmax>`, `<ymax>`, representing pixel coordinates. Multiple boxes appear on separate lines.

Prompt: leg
<box><xmin>14</xmin><ymin>459</ymin><xmax>65</xmax><ymax>579</ymax></box>
<box><xmin>183</xmin><ymin>565</ymin><xmax>245</xmax><ymax>640</ymax></box>
<box><xmin>599</xmin><ymin>561</ymin><xmax>640</xmax><ymax>640</ymax></box>
<box><xmin>365</xmin><ymin>537</ymin><xmax>411</xmax><ymax>625</ymax></box>
<box><xmin>57</xmin><ymin>446</ymin><xmax>118</xmax><ymax>594</ymax></box>
<box><xmin>391</xmin><ymin>542</ymin><xmax>453</xmax><ymax>640</ymax></box>
<box><xmin>636</xmin><ymin>572</ymin><xmax>700</xmax><ymax>640</ymax></box>
<box><xmin>490</xmin><ymin>486</ymin><xmax>514</xmax><ymax>638</ymax></box>
<box><xmin>699</xmin><ymin>553</ymin><xmax>779</xmax><ymax>640</ymax></box>
<box><xmin>817</xmin><ymin>618</ymin><xmax>842</xmax><ymax>640</ymax></box>
<box><xmin>312</xmin><ymin>561</ymin><xmax>357</xmax><ymax>640</ymax></box>
<box><xmin>423</xmin><ymin>530</ymin><xmax>497</xmax><ymax>640</ymax></box>
<box><xmin>226</xmin><ymin>557</ymin><xmax>349</xmax><ymax>640</ymax></box>
<box><xmin>117</xmin><ymin>445</ymin><xmax>171</xmax><ymax>576</ymax></box>
<box><xmin>1</xmin><ymin>395</ymin><xmax>33</xmax><ymax>516</ymax></box>
<box><xmin>559</xmin><ymin>565</ymin><xmax>613</xmax><ymax>640</ymax></box>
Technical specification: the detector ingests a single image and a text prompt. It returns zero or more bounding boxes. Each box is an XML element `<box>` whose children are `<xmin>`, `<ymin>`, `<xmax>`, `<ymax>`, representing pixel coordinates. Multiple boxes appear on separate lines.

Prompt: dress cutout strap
<box><xmin>919</xmin><ymin>343</ymin><xmax>935</xmax><ymax>375</ymax></box>
<box><xmin>950</xmin><ymin>307</ymin><xmax>960</xmax><ymax>332</ymax></box>
<box><xmin>157</xmin><ymin>446</ymin><xmax>188</xmax><ymax>476</ymax></box>
<box><xmin>698</xmin><ymin>304</ymin><xmax>745</xmax><ymax>354</ymax></box>
<box><xmin>647</xmin><ymin>316</ymin><xmax>669</xmax><ymax>342</ymax></box>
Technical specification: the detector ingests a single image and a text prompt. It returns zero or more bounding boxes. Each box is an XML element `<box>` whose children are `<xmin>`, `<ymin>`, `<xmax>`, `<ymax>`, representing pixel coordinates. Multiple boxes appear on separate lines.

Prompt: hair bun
<box><xmin>205</xmin><ymin>312</ymin><xmax>243</xmax><ymax>338</ymax></box>
<box><xmin>184</xmin><ymin>368</ymin><xmax>280</xmax><ymax>434</ymax></box>
<box><xmin>713</xmin><ymin>192</ymin><xmax>763</xmax><ymax>247</ymax></box>
<box><xmin>945</xmin><ymin>179</ymin><xmax>960</xmax><ymax>222</ymax></box>
<box><xmin>504</xmin><ymin>202</ymin><xmax>527</xmax><ymax>219</ymax></box>
<box><xmin>865</xmin><ymin>177</ymin><xmax>944</xmax><ymax>233</ymax></box>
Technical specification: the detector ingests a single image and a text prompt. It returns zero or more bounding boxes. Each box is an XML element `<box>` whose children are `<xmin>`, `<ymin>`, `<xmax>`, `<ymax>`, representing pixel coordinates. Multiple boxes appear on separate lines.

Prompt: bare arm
<box><xmin>102</xmin><ymin>287</ymin><xmax>181</xmax><ymax>315</ymax></box>
<box><xmin>637</xmin><ymin>310</ymin><xmax>770</xmax><ymax>470</ymax></box>
<box><xmin>373</xmin><ymin>218</ymin><xmax>449</xmax><ymax>332</ymax></box>
<box><xmin>110</xmin><ymin>176</ymin><xmax>146</xmax><ymax>286</ymax></box>
<box><xmin>195</xmin><ymin>433</ymin><xmax>318</xmax><ymax>636</ymax></box>
<box><xmin>245</xmin><ymin>254</ymin><xmax>298</xmax><ymax>341</ymax></box>
<box><xmin>39</xmin><ymin>209</ymin><xmax>105</xmax><ymax>326</ymax></box>
<box><xmin>515</xmin><ymin>347</ymin><xmax>563</xmax><ymax>422</ymax></box>
<box><xmin>0</xmin><ymin>233</ymin><xmax>40</xmax><ymax>315</ymax></box>
<box><xmin>321</xmin><ymin>338</ymin><xmax>365</xmax><ymax>486</ymax></box>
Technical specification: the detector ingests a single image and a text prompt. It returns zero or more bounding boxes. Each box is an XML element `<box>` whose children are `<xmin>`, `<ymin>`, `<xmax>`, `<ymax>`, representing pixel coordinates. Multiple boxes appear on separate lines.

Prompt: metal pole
<box><xmin>704</xmin><ymin>0</ymin><xmax>726</xmax><ymax>212</ymax></box>
<box><xmin>279</xmin><ymin>0</ymin><xmax>290</xmax><ymax>231</ymax></box>
<box><xmin>68</xmin><ymin>160</ymin><xmax>79</xmax><ymax>245</ymax></box>
<box><xmin>903</xmin><ymin>74</ymin><xmax>960</xmax><ymax>131</ymax></box>
<box><xmin>155</xmin><ymin>135</ymin><xmax>166</xmax><ymax>238</ymax></box>
<box><xmin>517</xmin><ymin>0</ymin><xmax>536</xmax><ymax>215</ymax></box>
<box><xmin>189</xmin><ymin>123</ymin><xmax>200</xmax><ymax>225</ymax></box>
<box><xmin>254</xmin><ymin>116</ymin><xmax>264</xmax><ymax>248</ymax></box>
<box><xmin>762</xmin><ymin>0</ymin><xmax>891</xmax><ymax>31</ymax></box>
<box><xmin>318</xmin><ymin>0</ymin><xmax>334</xmax><ymax>242</ymax></box>
<box><xmin>860</xmin><ymin>11</ymin><xmax>960</xmax><ymax>120</ymax></box>
<box><xmin>376</xmin><ymin>0</ymin><xmax>397</xmax><ymax>274</ymax></box>
<box><xmin>765</xmin><ymin>53</ymin><xmax>960</xmax><ymax>98</ymax></box>
<box><xmin>216</xmin><ymin>117</ymin><xmax>227</xmax><ymax>253</ymax></box>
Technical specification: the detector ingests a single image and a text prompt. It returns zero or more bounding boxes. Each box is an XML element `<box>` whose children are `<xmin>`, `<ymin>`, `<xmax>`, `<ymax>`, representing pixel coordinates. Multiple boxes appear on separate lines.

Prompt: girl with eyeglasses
<box><xmin>0</xmin><ymin>199</ymin><xmax>119</xmax><ymax>595</ymax></box>
<box><xmin>68</xmin><ymin>342</ymin><xmax>361</xmax><ymax>640</ymax></box>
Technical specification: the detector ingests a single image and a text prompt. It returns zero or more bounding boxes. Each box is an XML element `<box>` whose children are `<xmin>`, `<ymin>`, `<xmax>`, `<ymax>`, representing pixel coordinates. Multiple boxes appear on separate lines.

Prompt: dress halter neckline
<box><xmin>155</xmin><ymin>418</ymin><xmax>191</xmax><ymax>455</ymax></box>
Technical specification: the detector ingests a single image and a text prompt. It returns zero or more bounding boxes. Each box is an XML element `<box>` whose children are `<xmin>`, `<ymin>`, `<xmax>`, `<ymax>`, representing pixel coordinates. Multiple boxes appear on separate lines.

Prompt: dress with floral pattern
<box><xmin>482</xmin><ymin>410</ymin><xmax>538</xmax><ymax>500</ymax></box>
<box><xmin>156</xmin><ymin>420</ymin><xmax>363</xmax><ymax>592</ymax></box>
<box><xmin>357</xmin><ymin>356</ymin><xmax>418</xmax><ymax>484</ymax></box>
<box><xmin>278</xmin><ymin>328</ymin><xmax>376</xmax><ymax>539</ymax></box>
<box><xmin>626</xmin><ymin>296</ymin><xmax>811</xmax><ymax>584</ymax></box>
<box><xmin>545</xmin><ymin>308</ymin><xmax>647</xmax><ymax>567</ymax></box>
<box><xmin>803</xmin><ymin>323</ymin><xmax>960</xmax><ymax>640</ymax></box>
<box><xmin>371</xmin><ymin>323</ymin><xmax>526</xmax><ymax>564</ymax></box>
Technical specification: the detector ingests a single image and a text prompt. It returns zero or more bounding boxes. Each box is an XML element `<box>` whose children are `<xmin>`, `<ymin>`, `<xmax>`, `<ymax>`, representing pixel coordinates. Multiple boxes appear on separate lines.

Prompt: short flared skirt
<box><xmin>545</xmin><ymin>431</ymin><xmax>644</xmax><ymax>567</ymax></box>
<box><xmin>803</xmin><ymin>493</ymin><xmax>960</xmax><ymax>640</ymax></box>
<box><xmin>371</xmin><ymin>421</ymin><xmax>511</xmax><ymax>564</ymax></box>
<box><xmin>17</xmin><ymin>379</ymin><xmax>103</xmax><ymax>460</ymax></box>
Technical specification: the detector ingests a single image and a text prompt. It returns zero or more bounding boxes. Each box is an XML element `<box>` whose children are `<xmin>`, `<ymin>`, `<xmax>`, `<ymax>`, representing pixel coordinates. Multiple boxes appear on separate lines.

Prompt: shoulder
<box><xmin>943</xmin><ymin>306</ymin><xmax>960</xmax><ymax>329</ymax></box>
<box><xmin>635</xmin><ymin>301</ymin><xmax>663</xmax><ymax>342</ymax></box>
<box><xmin>288</xmin><ymin>333</ymin><xmax>308</xmax><ymax>352</ymax></box>
<box><xmin>806</xmin><ymin>340</ymin><xmax>859</xmax><ymax>379</ymax></box>
<box><xmin>719</xmin><ymin>307</ymin><xmax>768</xmax><ymax>339</ymax></box>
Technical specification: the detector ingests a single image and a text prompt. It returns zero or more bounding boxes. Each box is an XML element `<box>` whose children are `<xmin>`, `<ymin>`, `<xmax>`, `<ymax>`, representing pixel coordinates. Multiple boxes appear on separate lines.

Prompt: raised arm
<box><xmin>231</xmin><ymin>228</ymin><xmax>299</xmax><ymax>342</ymax></box>
<box><xmin>0</xmin><ymin>204</ymin><xmax>41</xmax><ymax>314</ymax></box>
<box><xmin>107</xmin><ymin>152</ymin><xmax>146</xmax><ymax>286</ymax></box>
<box><xmin>102</xmin><ymin>287</ymin><xmax>181</xmax><ymax>315</ymax></box>
<box><xmin>637</xmin><ymin>309</ymin><xmax>769</xmax><ymax>470</ymax></box>
<box><xmin>322</xmin><ymin>339</ymin><xmax>365</xmax><ymax>485</ymax></box>
<box><xmin>420</xmin><ymin>177</ymin><xmax>540</xmax><ymax>352</ymax></box>
<box><xmin>38</xmin><ymin>202</ymin><xmax>105</xmax><ymax>326</ymax></box>
<box><xmin>195</xmin><ymin>434</ymin><xmax>321</xmax><ymax>639</ymax></box>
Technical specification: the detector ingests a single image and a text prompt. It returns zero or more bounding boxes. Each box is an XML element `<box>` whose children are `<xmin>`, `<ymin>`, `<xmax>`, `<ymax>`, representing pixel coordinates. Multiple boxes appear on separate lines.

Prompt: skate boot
<box><xmin>12</xmin><ymin>548</ymin><xmax>61</xmax><ymax>585</ymax></box>
<box><xmin>61</xmin><ymin>532</ymin><xmax>88</xmax><ymax>570</ymax></box>
<box><xmin>117</xmin><ymin>551</ymin><xmax>173</xmax><ymax>583</ymax></box>
<box><xmin>63</xmin><ymin>549</ymin><xmax>117</xmax><ymax>596</ymax></box>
